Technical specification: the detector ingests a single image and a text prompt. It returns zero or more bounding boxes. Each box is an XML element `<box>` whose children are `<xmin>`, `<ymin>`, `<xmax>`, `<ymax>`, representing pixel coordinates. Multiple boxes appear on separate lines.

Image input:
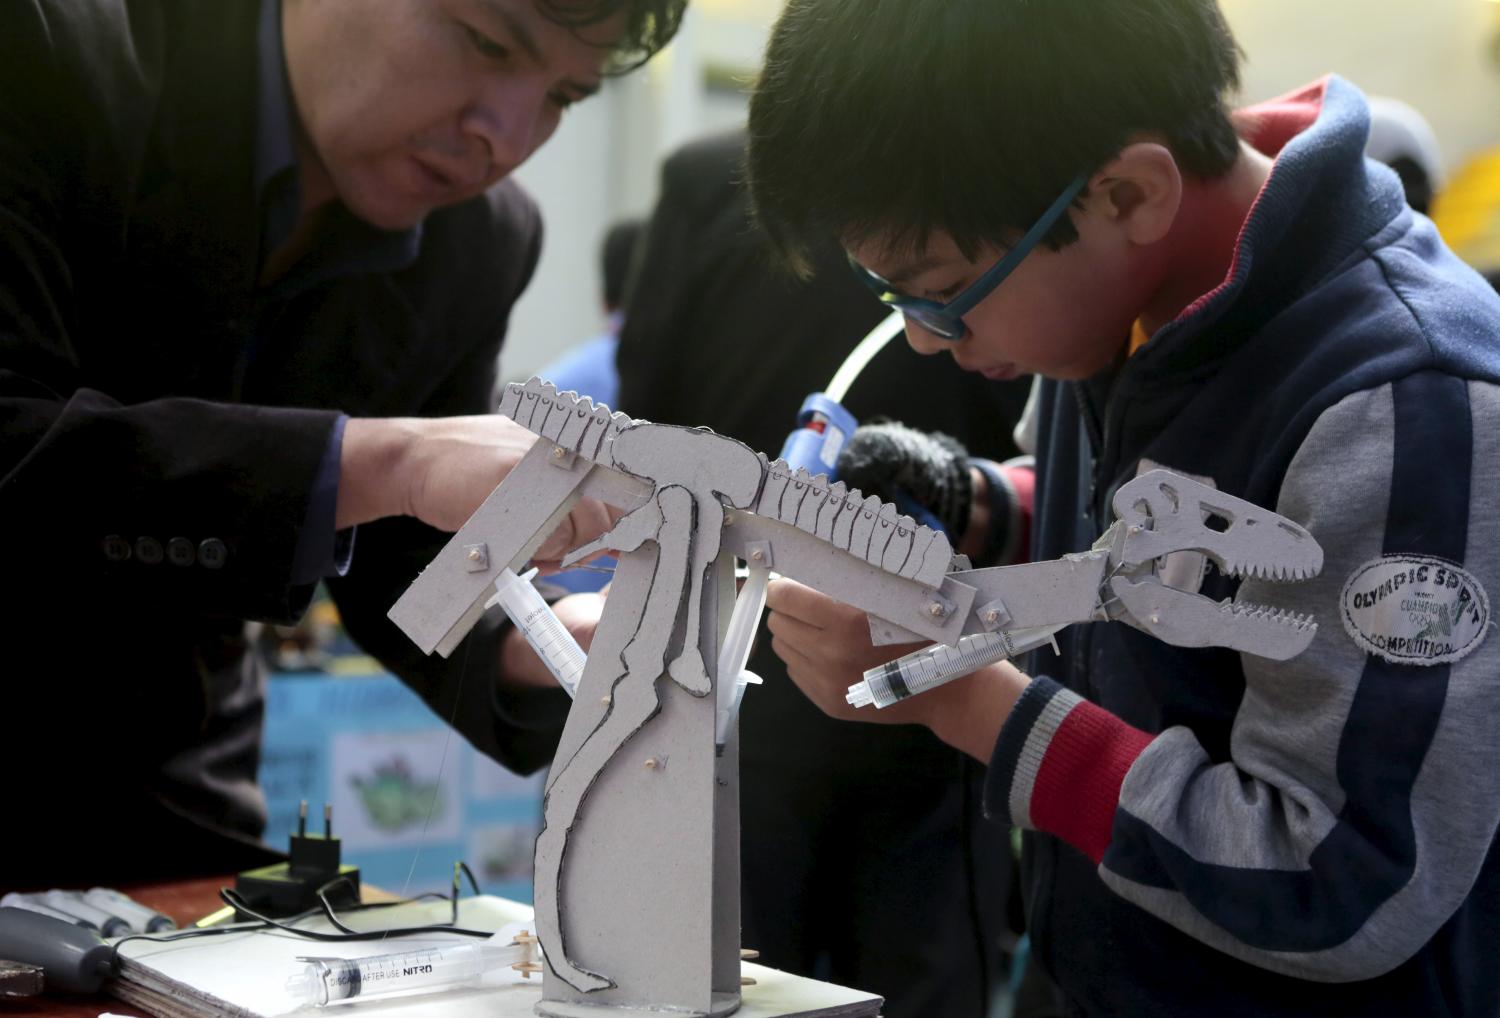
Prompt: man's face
<box><xmin>847</xmin><ymin>208</ymin><xmax>1157</xmax><ymax>382</ymax></box>
<box><xmin>282</xmin><ymin>0</ymin><xmax>622</xmax><ymax>230</ymax></box>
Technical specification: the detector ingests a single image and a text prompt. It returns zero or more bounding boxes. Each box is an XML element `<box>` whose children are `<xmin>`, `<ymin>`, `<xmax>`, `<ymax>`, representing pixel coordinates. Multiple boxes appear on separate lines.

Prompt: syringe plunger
<box><xmin>848</xmin><ymin>626</ymin><xmax>1063</xmax><ymax>709</ymax></box>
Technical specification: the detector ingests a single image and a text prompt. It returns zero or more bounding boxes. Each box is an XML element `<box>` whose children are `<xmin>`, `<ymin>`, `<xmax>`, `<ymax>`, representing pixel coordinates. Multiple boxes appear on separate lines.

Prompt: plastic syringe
<box><xmin>847</xmin><ymin>625</ymin><xmax>1066</xmax><ymax>709</ymax></box>
<box><xmin>284</xmin><ymin>926</ymin><xmax>540</xmax><ymax>1008</ymax></box>
<box><xmin>485</xmin><ymin>567</ymin><xmax>586</xmax><ymax>697</ymax></box>
<box><xmin>714</xmin><ymin>563</ymin><xmax>771</xmax><ymax>747</ymax></box>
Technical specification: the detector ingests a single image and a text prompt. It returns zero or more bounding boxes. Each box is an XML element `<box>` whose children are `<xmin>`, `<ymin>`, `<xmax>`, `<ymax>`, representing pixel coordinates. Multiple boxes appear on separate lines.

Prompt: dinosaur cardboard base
<box><xmin>389</xmin><ymin>378</ymin><xmax>1325</xmax><ymax>1017</ymax></box>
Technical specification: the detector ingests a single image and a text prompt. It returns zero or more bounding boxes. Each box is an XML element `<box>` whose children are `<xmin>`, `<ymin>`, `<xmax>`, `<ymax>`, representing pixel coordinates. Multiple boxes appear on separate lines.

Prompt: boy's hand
<box><xmin>765</xmin><ymin>576</ymin><xmax>1031</xmax><ymax>759</ymax></box>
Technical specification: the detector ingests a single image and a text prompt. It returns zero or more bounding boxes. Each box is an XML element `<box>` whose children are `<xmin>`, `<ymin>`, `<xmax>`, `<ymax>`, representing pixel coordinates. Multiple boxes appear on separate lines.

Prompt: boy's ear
<box><xmin>1086</xmin><ymin>143</ymin><xmax>1182</xmax><ymax>246</ymax></box>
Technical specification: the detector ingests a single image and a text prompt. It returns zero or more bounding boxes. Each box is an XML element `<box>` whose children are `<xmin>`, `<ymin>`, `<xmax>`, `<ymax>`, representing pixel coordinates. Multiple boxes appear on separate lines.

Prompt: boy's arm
<box><xmin>986</xmin><ymin>374</ymin><xmax>1500</xmax><ymax>983</ymax></box>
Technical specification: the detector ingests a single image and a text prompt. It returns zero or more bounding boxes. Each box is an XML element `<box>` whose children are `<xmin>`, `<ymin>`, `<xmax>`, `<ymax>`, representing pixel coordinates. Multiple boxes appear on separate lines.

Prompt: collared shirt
<box><xmin>254</xmin><ymin>0</ymin><xmax>424</xmax><ymax>297</ymax></box>
<box><xmin>255</xmin><ymin>0</ymin><xmax>424</xmax><ymax>584</ymax></box>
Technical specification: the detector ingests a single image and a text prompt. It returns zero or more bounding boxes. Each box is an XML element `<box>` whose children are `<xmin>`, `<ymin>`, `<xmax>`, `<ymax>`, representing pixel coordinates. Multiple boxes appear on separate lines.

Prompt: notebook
<box><xmin>110</xmin><ymin>895</ymin><xmax>881</xmax><ymax>1018</ymax></box>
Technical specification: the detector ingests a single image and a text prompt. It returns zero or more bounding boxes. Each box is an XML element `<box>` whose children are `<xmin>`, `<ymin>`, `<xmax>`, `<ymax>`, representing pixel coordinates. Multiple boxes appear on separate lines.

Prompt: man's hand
<box><xmin>765</xmin><ymin>576</ymin><xmax>1030</xmax><ymax>760</ymax></box>
<box><xmin>500</xmin><ymin>590</ymin><xmax>606</xmax><ymax>690</ymax></box>
<box><xmin>336</xmin><ymin>415</ymin><xmax>616</xmax><ymax>560</ymax></box>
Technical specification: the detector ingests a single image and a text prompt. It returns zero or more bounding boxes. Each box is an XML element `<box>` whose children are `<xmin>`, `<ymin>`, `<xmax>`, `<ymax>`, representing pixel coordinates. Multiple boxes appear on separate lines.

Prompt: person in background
<box><xmin>537</xmin><ymin>217</ymin><xmax>645</xmax><ymax>411</ymax></box>
<box><xmin>532</xmin><ymin>217</ymin><xmax>643</xmax><ymax>595</ymax></box>
<box><xmin>1364</xmin><ymin>96</ymin><xmax>1445</xmax><ymax>215</ymax></box>
<box><xmin>616</xmin><ymin>129</ymin><xmax>1033</xmax><ymax>1018</ymax></box>
<box><xmin>1363</xmin><ymin>96</ymin><xmax>1500</xmax><ymax>295</ymax></box>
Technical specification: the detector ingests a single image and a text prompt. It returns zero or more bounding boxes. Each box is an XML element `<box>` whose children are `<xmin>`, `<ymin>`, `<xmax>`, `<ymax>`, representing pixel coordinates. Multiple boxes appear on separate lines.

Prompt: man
<box><xmin>616</xmin><ymin>130</ymin><xmax>1029</xmax><ymax>1017</ymax></box>
<box><xmin>748</xmin><ymin>0</ymin><xmax>1500</xmax><ymax>1014</ymax></box>
<box><xmin>0</xmin><ymin>0</ymin><xmax>682</xmax><ymax>885</ymax></box>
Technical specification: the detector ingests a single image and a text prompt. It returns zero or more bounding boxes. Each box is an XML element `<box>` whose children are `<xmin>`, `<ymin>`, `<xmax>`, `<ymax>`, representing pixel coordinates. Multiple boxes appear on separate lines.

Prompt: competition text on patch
<box><xmin>1341</xmin><ymin>555</ymin><xmax>1490</xmax><ymax>666</ymax></box>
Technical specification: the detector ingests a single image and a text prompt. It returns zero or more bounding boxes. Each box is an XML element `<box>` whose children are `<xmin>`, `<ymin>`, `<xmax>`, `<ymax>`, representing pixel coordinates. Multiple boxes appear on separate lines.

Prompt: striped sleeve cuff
<box><xmin>986</xmin><ymin>675</ymin><xmax>1155</xmax><ymax>863</ymax></box>
<box><xmin>971</xmin><ymin>459</ymin><xmax>1033</xmax><ymax>565</ymax></box>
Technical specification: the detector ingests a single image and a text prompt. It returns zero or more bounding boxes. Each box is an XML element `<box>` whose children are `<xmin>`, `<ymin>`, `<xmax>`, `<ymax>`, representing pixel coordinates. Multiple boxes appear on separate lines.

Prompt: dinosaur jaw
<box><xmin>1109</xmin><ymin>576</ymin><xmax>1319</xmax><ymax>661</ymax></box>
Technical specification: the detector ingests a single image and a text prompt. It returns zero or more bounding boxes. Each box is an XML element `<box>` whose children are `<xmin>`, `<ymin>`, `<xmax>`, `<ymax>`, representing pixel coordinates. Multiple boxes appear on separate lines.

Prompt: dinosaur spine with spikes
<box><xmin>495</xmin><ymin>379</ymin><xmax>955</xmax><ymax>588</ymax></box>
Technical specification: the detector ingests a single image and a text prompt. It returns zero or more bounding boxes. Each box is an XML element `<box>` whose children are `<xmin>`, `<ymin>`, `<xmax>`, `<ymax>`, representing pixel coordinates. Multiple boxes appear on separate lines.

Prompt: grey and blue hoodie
<box><xmin>989</xmin><ymin>77</ymin><xmax>1500</xmax><ymax>1016</ymax></box>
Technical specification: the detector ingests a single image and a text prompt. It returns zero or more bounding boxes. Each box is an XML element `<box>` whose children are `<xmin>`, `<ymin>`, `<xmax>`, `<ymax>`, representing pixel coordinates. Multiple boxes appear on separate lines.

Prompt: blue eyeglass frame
<box><xmin>848</xmin><ymin>174</ymin><xmax>1089</xmax><ymax>341</ymax></box>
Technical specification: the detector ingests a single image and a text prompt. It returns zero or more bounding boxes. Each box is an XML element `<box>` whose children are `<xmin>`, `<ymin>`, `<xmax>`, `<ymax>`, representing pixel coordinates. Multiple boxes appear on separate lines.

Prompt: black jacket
<box><xmin>0</xmin><ymin>0</ymin><xmax>565</xmax><ymax>884</ymax></box>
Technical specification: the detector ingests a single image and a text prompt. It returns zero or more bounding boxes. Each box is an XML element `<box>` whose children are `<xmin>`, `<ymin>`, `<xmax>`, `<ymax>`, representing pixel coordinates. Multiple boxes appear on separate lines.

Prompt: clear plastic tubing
<box><xmin>285</xmin><ymin>940</ymin><xmax>526</xmax><ymax>1008</ymax></box>
<box><xmin>848</xmin><ymin>625</ymin><xmax>1066</xmax><ymax>709</ymax></box>
<box><xmin>486</xmin><ymin>567</ymin><xmax>586</xmax><ymax>697</ymax></box>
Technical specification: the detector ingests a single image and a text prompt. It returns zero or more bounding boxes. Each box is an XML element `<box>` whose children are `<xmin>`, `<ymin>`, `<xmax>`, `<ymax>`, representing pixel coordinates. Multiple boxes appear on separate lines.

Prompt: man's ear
<box><xmin>1086</xmin><ymin>143</ymin><xmax>1182</xmax><ymax>246</ymax></box>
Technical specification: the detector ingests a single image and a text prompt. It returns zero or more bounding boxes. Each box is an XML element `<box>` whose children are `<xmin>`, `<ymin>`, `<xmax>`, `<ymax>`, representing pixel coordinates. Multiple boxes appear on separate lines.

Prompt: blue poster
<box><xmin>258</xmin><ymin>673</ymin><xmax>546</xmax><ymax>903</ymax></box>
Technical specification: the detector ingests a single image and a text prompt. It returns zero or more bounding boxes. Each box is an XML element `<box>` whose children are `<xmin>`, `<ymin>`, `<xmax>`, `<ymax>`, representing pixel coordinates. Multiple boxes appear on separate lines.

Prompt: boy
<box><xmin>749</xmin><ymin>0</ymin><xmax>1500</xmax><ymax>1014</ymax></box>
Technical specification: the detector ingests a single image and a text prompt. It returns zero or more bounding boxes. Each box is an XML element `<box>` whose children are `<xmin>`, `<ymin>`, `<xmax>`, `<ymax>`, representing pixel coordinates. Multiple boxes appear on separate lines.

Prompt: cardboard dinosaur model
<box><xmin>390</xmin><ymin>378</ymin><xmax>1323</xmax><ymax>1018</ymax></box>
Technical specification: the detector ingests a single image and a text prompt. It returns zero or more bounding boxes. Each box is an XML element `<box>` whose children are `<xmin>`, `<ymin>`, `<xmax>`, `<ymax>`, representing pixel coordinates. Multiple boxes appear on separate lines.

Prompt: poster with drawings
<box><xmin>330</xmin><ymin>729</ymin><xmax>463</xmax><ymax>849</ymax></box>
<box><xmin>260</xmin><ymin>673</ymin><xmax>550</xmax><ymax>899</ymax></box>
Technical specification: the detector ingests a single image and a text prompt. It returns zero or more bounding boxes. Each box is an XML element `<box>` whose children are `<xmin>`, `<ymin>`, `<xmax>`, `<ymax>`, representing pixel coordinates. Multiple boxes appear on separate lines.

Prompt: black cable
<box><xmin>108</xmin><ymin>863</ymin><xmax>491</xmax><ymax>970</ymax></box>
<box><xmin>312</xmin><ymin>864</ymin><xmax>482</xmax><ymax>936</ymax></box>
<box><xmin>218</xmin><ymin>889</ymin><xmax>492</xmax><ymax>942</ymax></box>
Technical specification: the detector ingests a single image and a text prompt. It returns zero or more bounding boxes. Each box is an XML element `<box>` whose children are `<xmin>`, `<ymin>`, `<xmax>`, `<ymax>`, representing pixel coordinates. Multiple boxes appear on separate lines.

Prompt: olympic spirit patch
<box><xmin>1340</xmin><ymin>555</ymin><xmax>1489</xmax><ymax>665</ymax></box>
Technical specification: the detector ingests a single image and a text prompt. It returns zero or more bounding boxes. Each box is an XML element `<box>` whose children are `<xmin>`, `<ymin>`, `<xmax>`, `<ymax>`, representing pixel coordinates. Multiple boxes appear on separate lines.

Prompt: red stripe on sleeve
<box><xmin>1029</xmin><ymin>701</ymin><xmax>1155</xmax><ymax>863</ymax></box>
<box><xmin>1001</xmin><ymin>463</ymin><xmax>1034</xmax><ymax>564</ymax></box>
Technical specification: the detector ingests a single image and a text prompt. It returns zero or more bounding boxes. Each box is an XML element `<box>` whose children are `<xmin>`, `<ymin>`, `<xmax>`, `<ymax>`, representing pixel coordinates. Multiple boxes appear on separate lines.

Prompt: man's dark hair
<box><xmin>747</xmin><ymin>0</ymin><xmax>1244</xmax><ymax>272</ymax></box>
<box><xmin>540</xmin><ymin>0</ymin><xmax>686</xmax><ymax>72</ymax></box>
<box><xmin>601</xmin><ymin>218</ymin><xmax>644</xmax><ymax>311</ymax></box>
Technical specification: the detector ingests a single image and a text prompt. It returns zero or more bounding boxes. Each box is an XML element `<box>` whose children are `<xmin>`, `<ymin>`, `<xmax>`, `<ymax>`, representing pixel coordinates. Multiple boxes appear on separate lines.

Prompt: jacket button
<box><xmin>135</xmin><ymin>536</ymin><xmax>164</xmax><ymax>565</ymax></box>
<box><xmin>198</xmin><ymin>538</ymin><xmax>228</xmax><ymax>570</ymax></box>
<box><xmin>102</xmin><ymin>535</ymin><xmax>132</xmax><ymax>562</ymax></box>
<box><xmin>167</xmin><ymin>537</ymin><xmax>196</xmax><ymax>567</ymax></box>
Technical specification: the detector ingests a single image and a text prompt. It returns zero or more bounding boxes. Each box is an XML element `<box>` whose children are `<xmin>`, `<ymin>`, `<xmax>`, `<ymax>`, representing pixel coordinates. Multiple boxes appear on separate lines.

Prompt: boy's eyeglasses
<box><xmin>847</xmin><ymin>174</ymin><xmax>1089</xmax><ymax>341</ymax></box>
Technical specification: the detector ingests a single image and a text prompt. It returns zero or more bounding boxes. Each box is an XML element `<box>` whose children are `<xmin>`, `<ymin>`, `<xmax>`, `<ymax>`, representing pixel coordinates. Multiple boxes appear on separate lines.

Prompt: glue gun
<box><xmin>778</xmin><ymin>393</ymin><xmax>946</xmax><ymax>533</ymax></box>
<box><xmin>776</xmin><ymin>314</ymin><xmax>949</xmax><ymax>533</ymax></box>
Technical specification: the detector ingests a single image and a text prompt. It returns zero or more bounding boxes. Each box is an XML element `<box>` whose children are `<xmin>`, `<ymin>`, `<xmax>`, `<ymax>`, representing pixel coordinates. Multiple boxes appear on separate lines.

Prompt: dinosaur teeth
<box><xmin>1225</xmin><ymin>559</ymin><xmax>1322</xmax><ymax>582</ymax></box>
<box><xmin>1220</xmin><ymin>600</ymin><xmax>1316</xmax><ymax>629</ymax></box>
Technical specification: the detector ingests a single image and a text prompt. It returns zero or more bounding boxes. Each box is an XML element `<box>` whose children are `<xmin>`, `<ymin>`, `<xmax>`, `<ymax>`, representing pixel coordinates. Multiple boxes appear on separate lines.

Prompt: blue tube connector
<box><xmin>777</xmin><ymin>392</ymin><xmax>947</xmax><ymax>534</ymax></box>
<box><xmin>777</xmin><ymin>392</ymin><xmax>859</xmax><ymax>478</ymax></box>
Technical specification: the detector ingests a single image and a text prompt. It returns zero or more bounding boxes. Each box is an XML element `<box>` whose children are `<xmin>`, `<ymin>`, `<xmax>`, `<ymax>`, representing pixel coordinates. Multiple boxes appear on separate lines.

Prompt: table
<box><xmin>6</xmin><ymin>881</ymin><xmax>881</xmax><ymax>1018</ymax></box>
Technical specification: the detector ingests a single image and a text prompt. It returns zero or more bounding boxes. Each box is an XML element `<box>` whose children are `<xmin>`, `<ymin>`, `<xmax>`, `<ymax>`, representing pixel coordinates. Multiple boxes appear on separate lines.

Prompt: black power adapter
<box><xmin>234</xmin><ymin>800</ymin><xmax>361</xmax><ymax>919</ymax></box>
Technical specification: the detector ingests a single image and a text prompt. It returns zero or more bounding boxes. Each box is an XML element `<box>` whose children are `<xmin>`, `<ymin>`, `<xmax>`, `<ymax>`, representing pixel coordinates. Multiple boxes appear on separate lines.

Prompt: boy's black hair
<box><xmin>747</xmin><ymin>0</ymin><xmax>1244</xmax><ymax>273</ymax></box>
<box><xmin>539</xmin><ymin>0</ymin><xmax>686</xmax><ymax>72</ymax></box>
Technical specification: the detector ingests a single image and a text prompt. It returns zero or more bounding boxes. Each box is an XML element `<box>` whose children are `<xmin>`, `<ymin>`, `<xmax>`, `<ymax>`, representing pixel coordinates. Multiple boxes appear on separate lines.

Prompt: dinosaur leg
<box><xmin>666</xmin><ymin>497</ymin><xmax>721</xmax><ymax>696</ymax></box>
<box><xmin>534</xmin><ymin>487</ymin><xmax>696</xmax><ymax>993</ymax></box>
<box><xmin>561</xmin><ymin>497</ymin><xmax>664</xmax><ymax>568</ymax></box>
